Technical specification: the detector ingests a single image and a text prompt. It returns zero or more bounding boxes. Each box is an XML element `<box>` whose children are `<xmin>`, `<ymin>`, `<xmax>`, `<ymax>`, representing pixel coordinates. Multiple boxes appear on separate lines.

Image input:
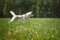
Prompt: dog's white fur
<box><xmin>8</xmin><ymin>11</ymin><xmax>32</xmax><ymax>23</ymax></box>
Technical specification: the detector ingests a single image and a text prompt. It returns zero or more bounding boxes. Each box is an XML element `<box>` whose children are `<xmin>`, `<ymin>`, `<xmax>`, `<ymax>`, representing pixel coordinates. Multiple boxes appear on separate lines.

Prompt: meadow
<box><xmin>0</xmin><ymin>18</ymin><xmax>60</xmax><ymax>40</ymax></box>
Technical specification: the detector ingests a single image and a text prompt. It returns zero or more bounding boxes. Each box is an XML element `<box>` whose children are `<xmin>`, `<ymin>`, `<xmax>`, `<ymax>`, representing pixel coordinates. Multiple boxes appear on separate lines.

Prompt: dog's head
<box><xmin>26</xmin><ymin>12</ymin><xmax>33</xmax><ymax>17</ymax></box>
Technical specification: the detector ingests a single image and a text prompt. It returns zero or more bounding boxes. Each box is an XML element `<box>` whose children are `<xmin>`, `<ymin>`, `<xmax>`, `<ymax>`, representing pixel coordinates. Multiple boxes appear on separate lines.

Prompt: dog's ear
<box><xmin>26</xmin><ymin>11</ymin><xmax>32</xmax><ymax>14</ymax></box>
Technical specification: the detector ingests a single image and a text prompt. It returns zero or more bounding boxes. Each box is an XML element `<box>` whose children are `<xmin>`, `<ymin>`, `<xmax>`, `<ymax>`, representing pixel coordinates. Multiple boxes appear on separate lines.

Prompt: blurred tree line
<box><xmin>0</xmin><ymin>0</ymin><xmax>60</xmax><ymax>18</ymax></box>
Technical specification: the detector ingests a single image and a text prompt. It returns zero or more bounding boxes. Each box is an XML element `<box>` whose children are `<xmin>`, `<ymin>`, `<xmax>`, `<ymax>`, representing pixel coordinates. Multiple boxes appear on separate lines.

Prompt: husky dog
<box><xmin>8</xmin><ymin>11</ymin><xmax>33</xmax><ymax>23</ymax></box>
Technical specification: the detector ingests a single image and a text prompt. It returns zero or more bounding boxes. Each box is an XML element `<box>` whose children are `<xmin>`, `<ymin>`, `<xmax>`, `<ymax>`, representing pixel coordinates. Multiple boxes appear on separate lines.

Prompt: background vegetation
<box><xmin>0</xmin><ymin>0</ymin><xmax>60</xmax><ymax>40</ymax></box>
<box><xmin>0</xmin><ymin>0</ymin><xmax>60</xmax><ymax>18</ymax></box>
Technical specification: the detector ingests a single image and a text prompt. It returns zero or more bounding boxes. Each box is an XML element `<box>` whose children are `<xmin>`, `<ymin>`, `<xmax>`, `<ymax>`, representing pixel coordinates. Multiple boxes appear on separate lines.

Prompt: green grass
<box><xmin>0</xmin><ymin>18</ymin><xmax>60</xmax><ymax>40</ymax></box>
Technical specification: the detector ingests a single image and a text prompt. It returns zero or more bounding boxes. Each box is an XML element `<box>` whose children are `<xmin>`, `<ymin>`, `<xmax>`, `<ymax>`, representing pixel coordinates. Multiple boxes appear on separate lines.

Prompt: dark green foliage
<box><xmin>0</xmin><ymin>0</ymin><xmax>60</xmax><ymax>18</ymax></box>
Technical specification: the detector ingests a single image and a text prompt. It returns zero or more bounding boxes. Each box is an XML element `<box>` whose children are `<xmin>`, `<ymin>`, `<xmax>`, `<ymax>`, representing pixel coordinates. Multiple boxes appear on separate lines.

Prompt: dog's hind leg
<box><xmin>8</xmin><ymin>16</ymin><xmax>16</xmax><ymax>23</ymax></box>
<box><xmin>8</xmin><ymin>11</ymin><xmax>16</xmax><ymax>23</ymax></box>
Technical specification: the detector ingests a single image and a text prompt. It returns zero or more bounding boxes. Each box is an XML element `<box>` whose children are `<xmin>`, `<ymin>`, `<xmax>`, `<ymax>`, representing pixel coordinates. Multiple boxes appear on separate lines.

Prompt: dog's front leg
<box><xmin>24</xmin><ymin>17</ymin><xmax>30</xmax><ymax>22</ymax></box>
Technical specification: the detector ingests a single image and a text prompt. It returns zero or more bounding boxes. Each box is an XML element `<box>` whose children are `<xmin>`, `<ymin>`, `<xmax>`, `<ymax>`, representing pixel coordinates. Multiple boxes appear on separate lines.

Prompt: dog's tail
<box><xmin>8</xmin><ymin>11</ymin><xmax>16</xmax><ymax>23</ymax></box>
<box><xmin>10</xmin><ymin>11</ymin><xmax>16</xmax><ymax>16</ymax></box>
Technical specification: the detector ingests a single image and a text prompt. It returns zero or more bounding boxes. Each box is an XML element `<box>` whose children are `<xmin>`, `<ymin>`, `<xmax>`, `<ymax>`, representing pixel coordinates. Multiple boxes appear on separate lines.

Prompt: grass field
<box><xmin>0</xmin><ymin>18</ymin><xmax>60</xmax><ymax>40</ymax></box>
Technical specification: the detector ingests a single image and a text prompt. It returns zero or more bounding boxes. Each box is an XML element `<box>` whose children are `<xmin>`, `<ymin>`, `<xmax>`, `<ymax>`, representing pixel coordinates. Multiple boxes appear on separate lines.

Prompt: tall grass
<box><xmin>0</xmin><ymin>18</ymin><xmax>60</xmax><ymax>40</ymax></box>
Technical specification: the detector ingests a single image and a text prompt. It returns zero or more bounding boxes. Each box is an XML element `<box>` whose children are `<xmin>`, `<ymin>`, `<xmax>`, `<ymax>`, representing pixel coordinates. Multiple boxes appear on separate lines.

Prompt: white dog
<box><xmin>8</xmin><ymin>11</ymin><xmax>33</xmax><ymax>23</ymax></box>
